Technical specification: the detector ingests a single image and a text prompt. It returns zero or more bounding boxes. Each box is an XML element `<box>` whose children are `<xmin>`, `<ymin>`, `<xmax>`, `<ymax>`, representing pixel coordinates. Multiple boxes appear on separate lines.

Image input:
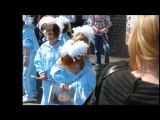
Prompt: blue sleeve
<box><xmin>50</xmin><ymin>65</ymin><xmax>65</xmax><ymax>84</ymax></box>
<box><xmin>34</xmin><ymin>47</ymin><xmax>45</xmax><ymax>74</ymax></box>
<box><xmin>23</xmin><ymin>38</ymin><xmax>33</xmax><ymax>49</ymax></box>
<box><xmin>80</xmin><ymin>73</ymin><xmax>96</xmax><ymax>102</ymax></box>
<box><xmin>80</xmin><ymin>83</ymin><xmax>92</xmax><ymax>102</ymax></box>
<box><xmin>70</xmin><ymin>82</ymin><xmax>77</xmax><ymax>89</ymax></box>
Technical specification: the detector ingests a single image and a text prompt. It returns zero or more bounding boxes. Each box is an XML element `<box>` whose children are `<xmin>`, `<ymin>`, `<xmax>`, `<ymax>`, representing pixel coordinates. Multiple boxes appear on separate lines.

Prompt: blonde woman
<box><xmin>97</xmin><ymin>15</ymin><xmax>159</xmax><ymax>105</ymax></box>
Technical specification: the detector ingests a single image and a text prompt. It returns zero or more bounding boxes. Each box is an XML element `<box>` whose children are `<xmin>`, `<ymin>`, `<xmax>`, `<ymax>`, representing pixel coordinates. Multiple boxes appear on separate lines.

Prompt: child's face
<box><xmin>46</xmin><ymin>30</ymin><xmax>55</xmax><ymax>41</ymax></box>
<box><xmin>66</xmin><ymin>64</ymin><xmax>81</xmax><ymax>75</ymax></box>
<box><xmin>67</xmin><ymin>66</ymin><xmax>75</xmax><ymax>74</ymax></box>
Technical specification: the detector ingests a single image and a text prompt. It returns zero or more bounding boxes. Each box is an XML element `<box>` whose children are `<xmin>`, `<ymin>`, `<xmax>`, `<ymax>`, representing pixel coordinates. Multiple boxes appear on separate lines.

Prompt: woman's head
<box><xmin>128</xmin><ymin>15</ymin><xmax>159</xmax><ymax>72</ymax></box>
<box><xmin>45</xmin><ymin>23</ymin><xmax>60</xmax><ymax>40</ymax></box>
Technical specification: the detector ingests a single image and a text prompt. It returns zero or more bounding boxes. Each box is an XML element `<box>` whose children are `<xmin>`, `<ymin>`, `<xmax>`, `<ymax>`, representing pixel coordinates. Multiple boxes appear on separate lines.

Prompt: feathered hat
<box><xmin>72</xmin><ymin>25</ymin><xmax>94</xmax><ymax>44</ymax></box>
<box><xmin>60</xmin><ymin>39</ymin><xmax>88</xmax><ymax>62</ymax></box>
<box><xmin>55</xmin><ymin>15</ymin><xmax>70</xmax><ymax>33</ymax></box>
<box><xmin>39</xmin><ymin>15</ymin><xmax>71</xmax><ymax>35</ymax></box>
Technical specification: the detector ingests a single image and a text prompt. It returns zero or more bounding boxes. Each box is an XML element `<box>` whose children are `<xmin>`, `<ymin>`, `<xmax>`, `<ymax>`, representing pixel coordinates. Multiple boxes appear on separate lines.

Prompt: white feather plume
<box><xmin>59</xmin><ymin>39</ymin><xmax>74</xmax><ymax>57</ymax></box>
<box><xmin>23</xmin><ymin>15</ymin><xmax>34</xmax><ymax>26</ymax></box>
<box><xmin>68</xmin><ymin>41</ymin><xmax>88</xmax><ymax>58</ymax></box>
<box><xmin>72</xmin><ymin>25</ymin><xmax>94</xmax><ymax>44</ymax></box>
<box><xmin>56</xmin><ymin>15</ymin><xmax>70</xmax><ymax>33</ymax></box>
<box><xmin>60</xmin><ymin>40</ymin><xmax>88</xmax><ymax>59</ymax></box>
<box><xmin>58</xmin><ymin>15</ymin><xmax>70</xmax><ymax>24</ymax></box>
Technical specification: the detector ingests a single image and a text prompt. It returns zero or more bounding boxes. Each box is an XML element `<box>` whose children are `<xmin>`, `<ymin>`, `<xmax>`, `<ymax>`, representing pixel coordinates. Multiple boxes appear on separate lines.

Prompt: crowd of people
<box><xmin>22</xmin><ymin>15</ymin><xmax>159</xmax><ymax>105</ymax></box>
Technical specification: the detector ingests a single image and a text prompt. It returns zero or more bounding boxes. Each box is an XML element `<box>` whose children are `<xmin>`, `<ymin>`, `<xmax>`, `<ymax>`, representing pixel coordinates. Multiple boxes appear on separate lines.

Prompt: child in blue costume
<box><xmin>59</xmin><ymin>40</ymin><xmax>96</xmax><ymax>105</ymax></box>
<box><xmin>34</xmin><ymin>23</ymin><xmax>64</xmax><ymax>105</ymax></box>
<box><xmin>23</xmin><ymin>15</ymin><xmax>39</xmax><ymax>102</ymax></box>
<box><xmin>50</xmin><ymin>25</ymin><xmax>94</xmax><ymax>93</ymax></box>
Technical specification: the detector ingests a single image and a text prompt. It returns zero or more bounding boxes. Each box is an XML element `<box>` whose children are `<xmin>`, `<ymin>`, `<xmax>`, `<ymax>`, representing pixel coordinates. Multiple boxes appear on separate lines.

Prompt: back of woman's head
<box><xmin>128</xmin><ymin>15</ymin><xmax>159</xmax><ymax>71</ymax></box>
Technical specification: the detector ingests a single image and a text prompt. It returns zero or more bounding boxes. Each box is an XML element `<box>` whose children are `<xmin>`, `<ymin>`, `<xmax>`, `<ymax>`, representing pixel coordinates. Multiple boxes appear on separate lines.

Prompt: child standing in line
<box><xmin>34</xmin><ymin>23</ymin><xmax>64</xmax><ymax>105</ymax></box>
<box><xmin>50</xmin><ymin>25</ymin><xmax>94</xmax><ymax>89</ymax></box>
<box><xmin>59</xmin><ymin>40</ymin><xmax>96</xmax><ymax>105</ymax></box>
<box><xmin>23</xmin><ymin>15</ymin><xmax>39</xmax><ymax>102</ymax></box>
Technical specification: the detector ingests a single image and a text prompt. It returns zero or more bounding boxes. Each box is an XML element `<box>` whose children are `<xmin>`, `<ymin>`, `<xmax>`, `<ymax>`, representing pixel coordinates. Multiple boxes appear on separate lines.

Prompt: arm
<box><xmin>34</xmin><ymin>47</ymin><xmax>46</xmax><ymax>76</ymax></box>
<box><xmin>23</xmin><ymin>47</ymin><xmax>29</xmax><ymax>67</ymax></box>
<box><xmin>80</xmin><ymin>82</ymin><xmax>95</xmax><ymax>104</ymax></box>
<box><xmin>92</xmin><ymin>25</ymin><xmax>99</xmax><ymax>33</ymax></box>
<box><xmin>34</xmin><ymin>48</ymin><xmax>47</xmax><ymax>80</ymax></box>
<box><xmin>23</xmin><ymin>36</ymin><xmax>32</xmax><ymax>67</ymax></box>
<box><xmin>50</xmin><ymin>65</ymin><xmax>65</xmax><ymax>84</ymax></box>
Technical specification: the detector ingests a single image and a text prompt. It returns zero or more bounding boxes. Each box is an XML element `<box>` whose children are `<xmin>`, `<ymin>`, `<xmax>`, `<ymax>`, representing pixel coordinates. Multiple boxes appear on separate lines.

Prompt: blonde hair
<box><xmin>72</xmin><ymin>32</ymin><xmax>89</xmax><ymax>44</ymax></box>
<box><xmin>128</xmin><ymin>15</ymin><xmax>159</xmax><ymax>72</ymax></box>
<box><xmin>72</xmin><ymin>32</ymin><xmax>90</xmax><ymax>54</ymax></box>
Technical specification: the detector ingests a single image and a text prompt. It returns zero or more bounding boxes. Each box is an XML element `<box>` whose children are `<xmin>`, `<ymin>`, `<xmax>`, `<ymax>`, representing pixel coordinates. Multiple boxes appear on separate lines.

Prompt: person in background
<box><xmin>91</xmin><ymin>15</ymin><xmax>112</xmax><ymax>66</ymax></box>
<box><xmin>34</xmin><ymin>23</ymin><xmax>64</xmax><ymax>105</ymax></box>
<box><xmin>23</xmin><ymin>15</ymin><xmax>39</xmax><ymax>102</ymax></box>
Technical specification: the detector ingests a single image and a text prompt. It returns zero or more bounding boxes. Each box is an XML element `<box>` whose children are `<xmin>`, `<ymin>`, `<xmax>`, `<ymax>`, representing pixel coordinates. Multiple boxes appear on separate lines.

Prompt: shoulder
<box><xmin>106</xmin><ymin>69</ymin><xmax>136</xmax><ymax>85</ymax></box>
<box><xmin>97</xmin><ymin>60</ymin><xmax>137</xmax><ymax>104</ymax></box>
<box><xmin>99</xmin><ymin>69</ymin><xmax>137</xmax><ymax>104</ymax></box>
<box><xmin>99</xmin><ymin>60</ymin><xmax>135</xmax><ymax>88</ymax></box>
<box><xmin>81</xmin><ymin>66</ymin><xmax>96</xmax><ymax>81</ymax></box>
<box><xmin>57</xmin><ymin>39</ymin><xmax>64</xmax><ymax>45</ymax></box>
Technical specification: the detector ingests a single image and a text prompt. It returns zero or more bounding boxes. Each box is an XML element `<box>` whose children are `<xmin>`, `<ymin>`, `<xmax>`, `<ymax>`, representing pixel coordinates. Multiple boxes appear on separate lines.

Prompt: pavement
<box><xmin>23</xmin><ymin>55</ymin><xmax>129</xmax><ymax>105</ymax></box>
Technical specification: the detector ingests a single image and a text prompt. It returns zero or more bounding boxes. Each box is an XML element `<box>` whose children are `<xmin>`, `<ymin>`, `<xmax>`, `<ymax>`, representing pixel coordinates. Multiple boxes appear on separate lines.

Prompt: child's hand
<box><xmin>60</xmin><ymin>83</ymin><xmax>69</xmax><ymax>91</ymax></box>
<box><xmin>40</xmin><ymin>72</ymin><xmax>47</xmax><ymax>80</ymax></box>
<box><xmin>95</xmin><ymin>29</ymin><xmax>100</xmax><ymax>34</ymax></box>
<box><xmin>67</xmin><ymin>85</ymin><xmax>72</xmax><ymax>92</ymax></box>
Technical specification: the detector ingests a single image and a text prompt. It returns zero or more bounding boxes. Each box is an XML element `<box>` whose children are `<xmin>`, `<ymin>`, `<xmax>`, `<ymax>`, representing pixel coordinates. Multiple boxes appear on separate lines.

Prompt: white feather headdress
<box><xmin>72</xmin><ymin>25</ymin><xmax>94</xmax><ymax>44</ymax></box>
<box><xmin>23</xmin><ymin>15</ymin><xmax>34</xmax><ymax>26</ymax></box>
<box><xmin>56</xmin><ymin>15</ymin><xmax>70</xmax><ymax>24</ymax></box>
<box><xmin>43</xmin><ymin>15</ymin><xmax>70</xmax><ymax>34</ymax></box>
<box><xmin>56</xmin><ymin>15</ymin><xmax>70</xmax><ymax>33</ymax></box>
<box><xmin>60</xmin><ymin>39</ymin><xmax>88</xmax><ymax>61</ymax></box>
<box><xmin>59</xmin><ymin>39</ymin><xmax>74</xmax><ymax>57</ymax></box>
